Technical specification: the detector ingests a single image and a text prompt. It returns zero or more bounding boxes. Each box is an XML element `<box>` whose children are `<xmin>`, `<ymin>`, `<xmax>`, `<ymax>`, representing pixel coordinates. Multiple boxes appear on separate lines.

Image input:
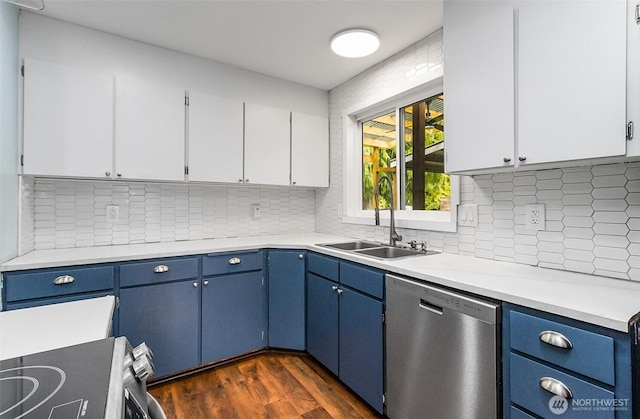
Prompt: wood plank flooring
<box><xmin>148</xmin><ymin>351</ymin><xmax>381</xmax><ymax>419</ymax></box>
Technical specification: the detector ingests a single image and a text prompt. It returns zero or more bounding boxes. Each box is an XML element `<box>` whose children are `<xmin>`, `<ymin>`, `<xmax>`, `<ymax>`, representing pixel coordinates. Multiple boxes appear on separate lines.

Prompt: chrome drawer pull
<box><xmin>228</xmin><ymin>257</ymin><xmax>241</xmax><ymax>265</ymax></box>
<box><xmin>53</xmin><ymin>275</ymin><xmax>75</xmax><ymax>285</ymax></box>
<box><xmin>539</xmin><ymin>377</ymin><xmax>573</xmax><ymax>399</ymax></box>
<box><xmin>153</xmin><ymin>265</ymin><xmax>169</xmax><ymax>273</ymax></box>
<box><xmin>539</xmin><ymin>331</ymin><xmax>573</xmax><ymax>349</ymax></box>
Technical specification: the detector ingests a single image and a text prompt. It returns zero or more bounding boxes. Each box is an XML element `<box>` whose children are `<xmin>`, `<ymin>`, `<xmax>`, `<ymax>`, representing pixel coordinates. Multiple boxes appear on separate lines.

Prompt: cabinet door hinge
<box><xmin>382</xmin><ymin>312</ymin><xmax>386</xmax><ymax>324</ymax></box>
<box><xmin>116</xmin><ymin>296</ymin><xmax>120</xmax><ymax>309</ymax></box>
<box><xmin>184</xmin><ymin>165</ymin><xmax>189</xmax><ymax>175</ymax></box>
<box><xmin>261</xmin><ymin>330</ymin><xmax>265</xmax><ymax>341</ymax></box>
<box><xmin>628</xmin><ymin>121</ymin><xmax>634</xmax><ymax>141</ymax></box>
<box><xmin>382</xmin><ymin>393</ymin><xmax>386</xmax><ymax>406</ymax></box>
<box><xmin>185</xmin><ymin>96</ymin><xmax>189</xmax><ymax>106</ymax></box>
<box><xmin>21</xmin><ymin>65</ymin><xmax>24</xmax><ymax>77</ymax></box>
<box><xmin>20</xmin><ymin>154</ymin><xmax>24</xmax><ymax>167</ymax></box>
<box><xmin>261</xmin><ymin>277</ymin><xmax>265</xmax><ymax>286</ymax></box>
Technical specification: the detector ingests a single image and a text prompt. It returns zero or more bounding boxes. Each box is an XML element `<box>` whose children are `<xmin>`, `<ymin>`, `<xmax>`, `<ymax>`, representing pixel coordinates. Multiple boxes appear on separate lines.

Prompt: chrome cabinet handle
<box><xmin>238</xmin><ymin>179</ymin><xmax>243</xmax><ymax>183</ymax></box>
<box><xmin>337</xmin><ymin>289</ymin><xmax>343</xmax><ymax>295</ymax></box>
<box><xmin>105</xmin><ymin>171</ymin><xmax>111</xmax><ymax>176</ymax></box>
<box><xmin>298</xmin><ymin>254</ymin><xmax>304</xmax><ymax>259</ymax></box>
<box><xmin>539</xmin><ymin>377</ymin><xmax>573</xmax><ymax>399</ymax></box>
<box><xmin>117</xmin><ymin>173</ymin><xmax>122</xmax><ymax>177</ymax></box>
<box><xmin>192</xmin><ymin>282</ymin><xmax>198</xmax><ymax>288</ymax></box>
<box><xmin>539</xmin><ymin>331</ymin><xmax>573</xmax><ymax>349</ymax></box>
<box><xmin>53</xmin><ymin>275</ymin><xmax>75</xmax><ymax>285</ymax></box>
<box><xmin>245</xmin><ymin>178</ymin><xmax>250</xmax><ymax>183</ymax></box>
<box><xmin>518</xmin><ymin>155</ymin><xmax>527</xmax><ymax>162</ymax></box>
<box><xmin>203</xmin><ymin>280</ymin><xmax>209</xmax><ymax>286</ymax></box>
<box><xmin>331</xmin><ymin>285</ymin><xmax>339</xmax><ymax>291</ymax></box>
<box><xmin>503</xmin><ymin>157</ymin><xmax>511</xmax><ymax>163</ymax></box>
<box><xmin>228</xmin><ymin>257</ymin><xmax>241</xmax><ymax>265</ymax></box>
<box><xmin>153</xmin><ymin>265</ymin><xmax>169</xmax><ymax>273</ymax></box>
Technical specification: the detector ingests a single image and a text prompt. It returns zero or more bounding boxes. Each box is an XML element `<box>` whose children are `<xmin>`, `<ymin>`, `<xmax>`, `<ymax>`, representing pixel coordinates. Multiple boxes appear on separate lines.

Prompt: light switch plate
<box><xmin>458</xmin><ymin>204</ymin><xmax>478</xmax><ymax>227</ymax></box>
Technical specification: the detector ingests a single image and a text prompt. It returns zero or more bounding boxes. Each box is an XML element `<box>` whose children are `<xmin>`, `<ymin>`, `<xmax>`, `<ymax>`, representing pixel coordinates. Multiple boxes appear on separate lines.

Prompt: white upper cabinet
<box><xmin>628</xmin><ymin>1</ymin><xmax>640</xmax><ymax>157</ymax></box>
<box><xmin>291</xmin><ymin>112</ymin><xmax>329</xmax><ymax>187</ymax></box>
<box><xmin>517</xmin><ymin>0</ymin><xmax>626</xmax><ymax>165</ymax></box>
<box><xmin>188</xmin><ymin>91</ymin><xmax>244</xmax><ymax>183</ymax></box>
<box><xmin>22</xmin><ymin>58</ymin><xmax>114</xmax><ymax>178</ymax></box>
<box><xmin>443</xmin><ymin>0</ymin><xmax>515</xmax><ymax>173</ymax></box>
<box><xmin>115</xmin><ymin>78</ymin><xmax>186</xmax><ymax>181</ymax></box>
<box><xmin>444</xmin><ymin>0</ymin><xmax>627</xmax><ymax>174</ymax></box>
<box><xmin>244</xmin><ymin>102</ymin><xmax>291</xmax><ymax>186</ymax></box>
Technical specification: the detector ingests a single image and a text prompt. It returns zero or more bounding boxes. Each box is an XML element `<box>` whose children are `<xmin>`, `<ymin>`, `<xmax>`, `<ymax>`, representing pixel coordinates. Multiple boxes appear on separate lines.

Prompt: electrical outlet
<box><xmin>525</xmin><ymin>204</ymin><xmax>545</xmax><ymax>231</ymax></box>
<box><xmin>106</xmin><ymin>205</ymin><xmax>120</xmax><ymax>222</ymax></box>
<box><xmin>251</xmin><ymin>204</ymin><xmax>261</xmax><ymax>220</ymax></box>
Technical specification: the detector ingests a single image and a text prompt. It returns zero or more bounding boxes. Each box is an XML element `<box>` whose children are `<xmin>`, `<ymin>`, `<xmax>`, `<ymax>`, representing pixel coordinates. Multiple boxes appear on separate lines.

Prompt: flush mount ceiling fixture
<box><xmin>331</xmin><ymin>29</ymin><xmax>380</xmax><ymax>58</ymax></box>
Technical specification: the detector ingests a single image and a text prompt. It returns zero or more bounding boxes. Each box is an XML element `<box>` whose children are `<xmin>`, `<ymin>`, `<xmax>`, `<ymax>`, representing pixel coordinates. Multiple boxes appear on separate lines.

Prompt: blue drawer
<box><xmin>510</xmin><ymin>406</ymin><xmax>536</xmax><ymax>419</ymax></box>
<box><xmin>307</xmin><ymin>253</ymin><xmax>339</xmax><ymax>282</ymax></box>
<box><xmin>510</xmin><ymin>353</ymin><xmax>614</xmax><ymax>419</ymax></box>
<box><xmin>202</xmin><ymin>251</ymin><xmax>263</xmax><ymax>276</ymax></box>
<box><xmin>4</xmin><ymin>265</ymin><xmax>114</xmax><ymax>302</ymax></box>
<box><xmin>510</xmin><ymin>311</ymin><xmax>614</xmax><ymax>385</ymax></box>
<box><xmin>339</xmin><ymin>262</ymin><xmax>384</xmax><ymax>299</ymax></box>
<box><xmin>120</xmin><ymin>257</ymin><xmax>198</xmax><ymax>288</ymax></box>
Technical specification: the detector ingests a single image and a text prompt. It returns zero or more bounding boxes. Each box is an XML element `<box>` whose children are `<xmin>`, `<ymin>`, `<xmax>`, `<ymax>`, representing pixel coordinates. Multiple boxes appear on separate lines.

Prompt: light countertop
<box><xmin>0</xmin><ymin>295</ymin><xmax>115</xmax><ymax>360</ymax></box>
<box><xmin>2</xmin><ymin>233</ymin><xmax>639</xmax><ymax>332</ymax></box>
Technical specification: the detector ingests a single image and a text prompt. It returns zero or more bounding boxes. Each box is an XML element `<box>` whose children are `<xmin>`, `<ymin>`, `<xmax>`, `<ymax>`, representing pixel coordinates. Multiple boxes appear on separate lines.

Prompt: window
<box><xmin>342</xmin><ymin>77</ymin><xmax>459</xmax><ymax>232</ymax></box>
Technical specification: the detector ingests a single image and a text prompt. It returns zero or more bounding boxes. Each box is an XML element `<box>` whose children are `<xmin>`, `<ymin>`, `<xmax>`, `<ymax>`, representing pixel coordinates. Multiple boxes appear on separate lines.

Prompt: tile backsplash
<box><xmin>20</xmin><ymin>178</ymin><xmax>315</xmax><ymax>253</ymax></box>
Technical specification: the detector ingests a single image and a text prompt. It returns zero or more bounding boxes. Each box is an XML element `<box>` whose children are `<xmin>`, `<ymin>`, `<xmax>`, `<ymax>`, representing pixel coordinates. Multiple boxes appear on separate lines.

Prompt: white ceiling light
<box><xmin>331</xmin><ymin>29</ymin><xmax>380</xmax><ymax>58</ymax></box>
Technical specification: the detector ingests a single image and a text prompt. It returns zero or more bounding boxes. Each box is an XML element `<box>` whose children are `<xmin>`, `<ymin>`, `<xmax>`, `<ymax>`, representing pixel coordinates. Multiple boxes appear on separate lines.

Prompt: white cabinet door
<box><xmin>443</xmin><ymin>0</ymin><xmax>515</xmax><ymax>173</ymax></box>
<box><xmin>244</xmin><ymin>102</ymin><xmax>291</xmax><ymax>186</ymax></box>
<box><xmin>115</xmin><ymin>78</ymin><xmax>186</xmax><ymax>181</ymax></box>
<box><xmin>188</xmin><ymin>91</ymin><xmax>244</xmax><ymax>183</ymax></box>
<box><xmin>628</xmin><ymin>0</ymin><xmax>640</xmax><ymax>157</ymax></box>
<box><xmin>23</xmin><ymin>59</ymin><xmax>114</xmax><ymax>178</ymax></box>
<box><xmin>291</xmin><ymin>112</ymin><xmax>329</xmax><ymax>187</ymax></box>
<box><xmin>517</xmin><ymin>0</ymin><xmax>626</xmax><ymax>165</ymax></box>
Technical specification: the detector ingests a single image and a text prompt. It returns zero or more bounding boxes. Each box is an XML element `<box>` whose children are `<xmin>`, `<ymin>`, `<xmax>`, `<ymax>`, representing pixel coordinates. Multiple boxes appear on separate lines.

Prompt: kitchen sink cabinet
<box><xmin>267</xmin><ymin>250</ymin><xmax>306</xmax><ymax>350</ymax></box>
<box><xmin>22</xmin><ymin>58</ymin><xmax>114</xmax><ymax>179</ymax></box>
<box><xmin>201</xmin><ymin>251</ymin><xmax>267</xmax><ymax>364</ymax></box>
<box><xmin>444</xmin><ymin>0</ymin><xmax>627</xmax><ymax>174</ymax></box>
<box><xmin>306</xmin><ymin>253</ymin><xmax>385</xmax><ymax>414</ymax></box>
<box><xmin>503</xmin><ymin>304</ymin><xmax>632</xmax><ymax>419</ymax></box>
<box><xmin>115</xmin><ymin>77</ymin><xmax>186</xmax><ymax>182</ymax></box>
<box><xmin>291</xmin><ymin>112</ymin><xmax>329</xmax><ymax>187</ymax></box>
<box><xmin>187</xmin><ymin>91</ymin><xmax>244</xmax><ymax>183</ymax></box>
<box><xmin>244</xmin><ymin>102</ymin><xmax>291</xmax><ymax>186</ymax></box>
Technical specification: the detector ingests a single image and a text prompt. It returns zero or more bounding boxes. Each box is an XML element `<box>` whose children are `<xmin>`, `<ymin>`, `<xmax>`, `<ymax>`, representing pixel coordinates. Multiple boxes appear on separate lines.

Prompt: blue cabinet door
<box><xmin>201</xmin><ymin>271</ymin><xmax>266</xmax><ymax>364</ymax></box>
<box><xmin>339</xmin><ymin>286</ymin><xmax>384</xmax><ymax>414</ymax></box>
<box><xmin>267</xmin><ymin>250</ymin><xmax>306</xmax><ymax>350</ymax></box>
<box><xmin>306</xmin><ymin>273</ymin><xmax>339</xmax><ymax>375</ymax></box>
<box><xmin>119</xmin><ymin>280</ymin><xmax>200</xmax><ymax>378</ymax></box>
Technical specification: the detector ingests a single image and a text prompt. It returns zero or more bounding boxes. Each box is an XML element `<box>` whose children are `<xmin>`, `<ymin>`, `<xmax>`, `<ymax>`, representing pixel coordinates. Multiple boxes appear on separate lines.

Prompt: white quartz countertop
<box><xmin>0</xmin><ymin>295</ymin><xmax>115</xmax><ymax>360</ymax></box>
<box><xmin>2</xmin><ymin>234</ymin><xmax>639</xmax><ymax>332</ymax></box>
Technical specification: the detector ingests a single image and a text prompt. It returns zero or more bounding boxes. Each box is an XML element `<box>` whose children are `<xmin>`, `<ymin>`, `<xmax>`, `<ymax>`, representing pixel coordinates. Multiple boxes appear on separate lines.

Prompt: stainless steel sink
<box><xmin>318</xmin><ymin>241</ymin><xmax>438</xmax><ymax>259</ymax></box>
<box><xmin>320</xmin><ymin>241</ymin><xmax>383</xmax><ymax>251</ymax></box>
<box><xmin>355</xmin><ymin>246</ymin><xmax>438</xmax><ymax>259</ymax></box>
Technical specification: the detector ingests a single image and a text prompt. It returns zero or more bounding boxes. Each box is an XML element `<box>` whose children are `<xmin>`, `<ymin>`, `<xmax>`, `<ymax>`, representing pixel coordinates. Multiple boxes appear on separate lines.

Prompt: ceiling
<box><xmin>29</xmin><ymin>0</ymin><xmax>443</xmax><ymax>91</ymax></box>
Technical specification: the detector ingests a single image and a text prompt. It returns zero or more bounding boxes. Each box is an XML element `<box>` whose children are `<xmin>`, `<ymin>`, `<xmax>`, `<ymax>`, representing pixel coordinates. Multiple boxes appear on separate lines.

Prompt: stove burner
<box><xmin>0</xmin><ymin>365</ymin><xmax>66</xmax><ymax>419</ymax></box>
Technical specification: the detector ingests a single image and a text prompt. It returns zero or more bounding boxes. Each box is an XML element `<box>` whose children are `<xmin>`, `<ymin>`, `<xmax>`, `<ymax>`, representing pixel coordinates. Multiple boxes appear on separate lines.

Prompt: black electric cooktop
<box><xmin>0</xmin><ymin>337</ymin><xmax>115</xmax><ymax>419</ymax></box>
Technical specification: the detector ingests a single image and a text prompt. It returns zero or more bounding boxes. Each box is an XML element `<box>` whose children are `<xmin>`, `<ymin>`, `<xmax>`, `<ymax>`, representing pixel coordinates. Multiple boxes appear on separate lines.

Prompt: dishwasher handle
<box><xmin>419</xmin><ymin>299</ymin><xmax>443</xmax><ymax>315</ymax></box>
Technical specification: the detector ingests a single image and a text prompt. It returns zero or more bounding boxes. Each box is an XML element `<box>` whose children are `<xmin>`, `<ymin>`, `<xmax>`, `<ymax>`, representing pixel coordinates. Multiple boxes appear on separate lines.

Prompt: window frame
<box><xmin>342</xmin><ymin>75</ymin><xmax>459</xmax><ymax>232</ymax></box>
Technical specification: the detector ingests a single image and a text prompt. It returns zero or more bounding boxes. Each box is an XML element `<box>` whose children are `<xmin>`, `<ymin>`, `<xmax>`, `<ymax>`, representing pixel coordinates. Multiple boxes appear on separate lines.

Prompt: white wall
<box><xmin>18</xmin><ymin>13</ymin><xmax>325</xmax><ymax>253</ymax></box>
<box><xmin>0</xmin><ymin>3</ymin><xmax>19</xmax><ymax>263</ymax></box>
<box><xmin>318</xmin><ymin>29</ymin><xmax>640</xmax><ymax>281</ymax></box>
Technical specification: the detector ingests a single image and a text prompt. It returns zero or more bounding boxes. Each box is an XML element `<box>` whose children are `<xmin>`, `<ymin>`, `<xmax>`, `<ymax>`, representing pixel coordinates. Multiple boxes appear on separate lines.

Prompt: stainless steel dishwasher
<box><xmin>385</xmin><ymin>274</ymin><xmax>501</xmax><ymax>419</ymax></box>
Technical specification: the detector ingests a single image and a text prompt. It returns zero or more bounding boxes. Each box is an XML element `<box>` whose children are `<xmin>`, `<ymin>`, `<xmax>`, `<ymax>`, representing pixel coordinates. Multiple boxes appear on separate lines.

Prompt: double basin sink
<box><xmin>318</xmin><ymin>240</ymin><xmax>439</xmax><ymax>260</ymax></box>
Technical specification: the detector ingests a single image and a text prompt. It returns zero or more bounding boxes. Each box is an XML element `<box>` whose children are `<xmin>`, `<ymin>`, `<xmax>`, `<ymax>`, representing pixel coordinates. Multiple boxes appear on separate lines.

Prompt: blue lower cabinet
<box><xmin>267</xmin><ymin>250</ymin><xmax>306</xmax><ymax>350</ymax></box>
<box><xmin>339</xmin><ymin>287</ymin><xmax>384</xmax><ymax>413</ymax></box>
<box><xmin>306</xmin><ymin>273</ymin><xmax>340</xmax><ymax>375</ymax></box>
<box><xmin>201</xmin><ymin>271</ymin><xmax>266</xmax><ymax>364</ymax></box>
<box><xmin>119</xmin><ymin>280</ymin><xmax>200</xmax><ymax>378</ymax></box>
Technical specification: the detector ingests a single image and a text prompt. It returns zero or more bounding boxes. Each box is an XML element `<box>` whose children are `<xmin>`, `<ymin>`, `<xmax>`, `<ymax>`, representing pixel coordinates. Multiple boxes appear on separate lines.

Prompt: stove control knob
<box><xmin>132</xmin><ymin>354</ymin><xmax>155</xmax><ymax>381</ymax></box>
<box><xmin>132</xmin><ymin>342</ymin><xmax>154</xmax><ymax>362</ymax></box>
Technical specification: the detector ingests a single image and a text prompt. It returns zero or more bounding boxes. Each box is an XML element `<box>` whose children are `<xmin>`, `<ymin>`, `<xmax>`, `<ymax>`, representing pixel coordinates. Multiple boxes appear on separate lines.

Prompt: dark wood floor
<box><xmin>148</xmin><ymin>351</ymin><xmax>381</xmax><ymax>419</ymax></box>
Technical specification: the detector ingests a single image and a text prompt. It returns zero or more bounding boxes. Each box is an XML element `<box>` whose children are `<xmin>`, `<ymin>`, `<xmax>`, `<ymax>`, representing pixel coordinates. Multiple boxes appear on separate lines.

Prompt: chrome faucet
<box><xmin>374</xmin><ymin>175</ymin><xmax>402</xmax><ymax>247</ymax></box>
